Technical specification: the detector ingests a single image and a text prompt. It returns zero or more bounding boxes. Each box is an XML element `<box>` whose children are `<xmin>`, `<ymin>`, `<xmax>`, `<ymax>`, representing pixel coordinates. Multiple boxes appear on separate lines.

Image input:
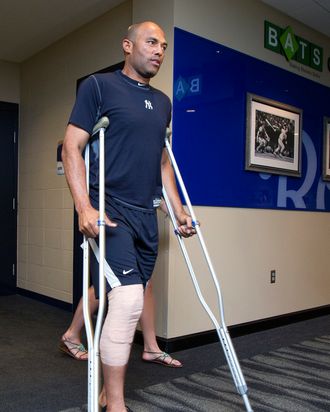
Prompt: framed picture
<box><xmin>245</xmin><ymin>93</ymin><xmax>302</xmax><ymax>177</ymax></box>
<box><xmin>323</xmin><ymin>117</ymin><xmax>330</xmax><ymax>181</ymax></box>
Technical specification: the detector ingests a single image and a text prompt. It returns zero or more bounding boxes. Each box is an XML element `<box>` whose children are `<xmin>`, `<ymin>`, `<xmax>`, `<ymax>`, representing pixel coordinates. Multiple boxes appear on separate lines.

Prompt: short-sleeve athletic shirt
<box><xmin>69</xmin><ymin>70</ymin><xmax>172</xmax><ymax>209</ymax></box>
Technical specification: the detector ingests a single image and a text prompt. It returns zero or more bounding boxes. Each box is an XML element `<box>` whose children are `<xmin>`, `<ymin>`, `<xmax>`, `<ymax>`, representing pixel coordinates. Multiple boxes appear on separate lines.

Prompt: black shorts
<box><xmin>90</xmin><ymin>197</ymin><xmax>158</xmax><ymax>298</ymax></box>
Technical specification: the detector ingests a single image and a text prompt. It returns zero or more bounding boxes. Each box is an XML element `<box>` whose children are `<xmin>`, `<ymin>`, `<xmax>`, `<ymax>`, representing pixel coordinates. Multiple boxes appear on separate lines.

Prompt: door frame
<box><xmin>0</xmin><ymin>101</ymin><xmax>18</xmax><ymax>294</ymax></box>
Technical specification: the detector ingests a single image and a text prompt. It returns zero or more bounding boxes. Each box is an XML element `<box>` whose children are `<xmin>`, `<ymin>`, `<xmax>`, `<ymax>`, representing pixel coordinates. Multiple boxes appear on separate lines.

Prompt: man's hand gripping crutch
<box><xmin>160</xmin><ymin>142</ymin><xmax>196</xmax><ymax>239</ymax></box>
<box><xmin>162</xmin><ymin>129</ymin><xmax>253</xmax><ymax>412</ymax></box>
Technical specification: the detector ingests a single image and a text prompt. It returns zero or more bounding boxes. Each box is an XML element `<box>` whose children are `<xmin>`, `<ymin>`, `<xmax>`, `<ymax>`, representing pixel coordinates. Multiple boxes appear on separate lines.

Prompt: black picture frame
<box><xmin>323</xmin><ymin>116</ymin><xmax>330</xmax><ymax>181</ymax></box>
<box><xmin>245</xmin><ymin>93</ymin><xmax>302</xmax><ymax>177</ymax></box>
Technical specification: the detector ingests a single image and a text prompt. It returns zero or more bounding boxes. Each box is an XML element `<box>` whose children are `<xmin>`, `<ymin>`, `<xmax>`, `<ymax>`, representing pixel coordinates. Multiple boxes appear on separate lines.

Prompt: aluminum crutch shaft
<box><xmin>163</xmin><ymin>188</ymin><xmax>252</xmax><ymax>411</ymax></box>
<box><xmin>83</xmin><ymin>116</ymin><xmax>110</xmax><ymax>412</ymax></box>
<box><xmin>83</xmin><ymin>143</ymin><xmax>94</xmax><ymax>411</ymax></box>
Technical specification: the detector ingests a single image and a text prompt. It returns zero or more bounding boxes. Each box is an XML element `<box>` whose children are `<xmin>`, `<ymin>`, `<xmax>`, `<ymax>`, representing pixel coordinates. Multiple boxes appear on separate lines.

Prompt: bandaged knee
<box><xmin>100</xmin><ymin>284</ymin><xmax>144</xmax><ymax>366</ymax></box>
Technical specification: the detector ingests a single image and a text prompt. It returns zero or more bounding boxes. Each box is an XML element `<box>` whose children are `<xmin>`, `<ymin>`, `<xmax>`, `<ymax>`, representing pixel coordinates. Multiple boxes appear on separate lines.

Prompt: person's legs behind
<box><xmin>135</xmin><ymin>209</ymin><xmax>182</xmax><ymax>368</ymax></box>
<box><xmin>59</xmin><ymin>286</ymin><xmax>98</xmax><ymax>360</ymax></box>
<box><xmin>140</xmin><ymin>281</ymin><xmax>182</xmax><ymax>367</ymax></box>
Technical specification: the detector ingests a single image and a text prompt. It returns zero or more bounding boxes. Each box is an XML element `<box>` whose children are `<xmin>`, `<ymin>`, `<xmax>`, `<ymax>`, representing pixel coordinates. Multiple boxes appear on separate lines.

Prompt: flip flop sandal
<box><xmin>142</xmin><ymin>351</ymin><xmax>183</xmax><ymax>368</ymax></box>
<box><xmin>101</xmin><ymin>405</ymin><xmax>132</xmax><ymax>411</ymax></box>
<box><xmin>59</xmin><ymin>338</ymin><xmax>88</xmax><ymax>361</ymax></box>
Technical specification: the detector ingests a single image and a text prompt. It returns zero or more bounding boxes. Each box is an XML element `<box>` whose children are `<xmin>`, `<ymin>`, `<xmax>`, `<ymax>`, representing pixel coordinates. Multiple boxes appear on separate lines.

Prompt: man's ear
<box><xmin>122</xmin><ymin>38</ymin><xmax>133</xmax><ymax>54</ymax></box>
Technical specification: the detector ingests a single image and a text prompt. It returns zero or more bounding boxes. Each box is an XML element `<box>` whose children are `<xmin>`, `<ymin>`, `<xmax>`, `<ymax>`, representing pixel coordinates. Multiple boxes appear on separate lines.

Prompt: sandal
<box><xmin>59</xmin><ymin>338</ymin><xmax>88</xmax><ymax>361</ymax></box>
<box><xmin>101</xmin><ymin>405</ymin><xmax>132</xmax><ymax>411</ymax></box>
<box><xmin>100</xmin><ymin>386</ymin><xmax>132</xmax><ymax>411</ymax></box>
<box><xmin>142</xmin><ymin>351</ymin><xmax>183</xmax><ymax>368</ymax></box>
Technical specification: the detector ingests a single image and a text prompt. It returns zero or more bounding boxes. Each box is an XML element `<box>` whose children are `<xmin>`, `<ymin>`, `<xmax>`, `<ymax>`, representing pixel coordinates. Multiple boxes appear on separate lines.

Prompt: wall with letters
<box><xmin>172</xmin><ymin>28</ymin><xmax>330</xmax><ymax>212</ymax></box>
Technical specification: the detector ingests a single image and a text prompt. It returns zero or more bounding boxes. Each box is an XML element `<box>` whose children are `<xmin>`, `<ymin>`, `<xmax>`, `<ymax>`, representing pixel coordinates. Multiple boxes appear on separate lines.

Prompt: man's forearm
<box><xmin>161</xmin><ymin>158</ymin><xmax>185</xmax><ymax>218</ymax></box>
<box><xmin>62</xmin><ymin>137</ymin><xmax>91</xmax><ymax>214</ymax></box>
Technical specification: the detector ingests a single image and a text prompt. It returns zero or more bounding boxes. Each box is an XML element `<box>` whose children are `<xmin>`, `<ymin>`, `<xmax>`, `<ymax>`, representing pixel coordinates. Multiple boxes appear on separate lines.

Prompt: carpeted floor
<box><xmin>1</xmin><ymin>294</ymin><xmax>330</xmax><ymax>412</ymax></box>
<box><xmin>121</xmin><ymin>335</ymin><xmax>330</xmax><ymax>411</ymax></box>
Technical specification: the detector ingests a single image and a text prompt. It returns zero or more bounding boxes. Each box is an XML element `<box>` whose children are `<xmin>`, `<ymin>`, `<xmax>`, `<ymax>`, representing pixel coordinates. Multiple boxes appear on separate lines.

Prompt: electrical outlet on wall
<box><xmin>270</xmin><ymin>270</ymin><xmax>276</xmax><ymax>283</ymax></box>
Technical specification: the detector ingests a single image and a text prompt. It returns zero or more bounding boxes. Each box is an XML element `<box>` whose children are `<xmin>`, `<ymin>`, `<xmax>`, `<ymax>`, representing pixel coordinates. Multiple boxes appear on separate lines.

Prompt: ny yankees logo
<box><xmin>144</xmin><ymin>100</ymin><xmax>153</xmax><ymax>110</ymax></box>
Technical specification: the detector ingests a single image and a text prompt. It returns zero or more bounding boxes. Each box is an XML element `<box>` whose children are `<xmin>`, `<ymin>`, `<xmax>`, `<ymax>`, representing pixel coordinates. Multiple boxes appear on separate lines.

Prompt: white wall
<box><xmin>17</xmin><ymin>1</ymin><xmax>132</xmax><ymax>302</ymax></box>
<box><xmin>0</xmin><ymin>60</ymin><xmax>20</xmax><ymax>103</ymax></box>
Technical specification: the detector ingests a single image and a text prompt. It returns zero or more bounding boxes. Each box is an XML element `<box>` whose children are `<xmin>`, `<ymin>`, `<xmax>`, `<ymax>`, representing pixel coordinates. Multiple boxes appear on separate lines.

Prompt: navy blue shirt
<box><xmin>69</xmin><ymin>70</ymin><xmax>172</xmax><ymax>208</ymax></box>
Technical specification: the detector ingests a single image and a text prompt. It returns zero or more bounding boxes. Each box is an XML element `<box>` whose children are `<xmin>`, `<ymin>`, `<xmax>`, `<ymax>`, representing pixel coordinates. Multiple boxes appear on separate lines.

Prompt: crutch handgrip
<box><xmin>92</xmin><ymin>116</ymin><xmax>110</xmax><ymax>136</ymax></box>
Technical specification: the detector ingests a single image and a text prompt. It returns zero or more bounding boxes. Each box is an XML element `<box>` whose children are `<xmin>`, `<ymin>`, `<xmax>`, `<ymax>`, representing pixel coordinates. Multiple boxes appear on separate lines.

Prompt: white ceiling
<box><xmin>262</xmin><ymin>0</ymin><xmax>330</xmax><ymax>37</ymax></box>
<box><xmin>0</xmin><ymin>0</ymin><xmax>125</xmax><ymax>62</ymax></box>
<box><xmin>0</xmin><ymin>0</ymin><xmax>329</xmax><ymax>63</ymax></box>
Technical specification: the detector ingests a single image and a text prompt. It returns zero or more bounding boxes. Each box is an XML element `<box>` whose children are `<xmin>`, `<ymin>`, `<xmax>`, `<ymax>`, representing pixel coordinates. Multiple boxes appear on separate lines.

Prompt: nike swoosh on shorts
<box><xmin>122</xmin><ymin>269</ymin><xmax>134</xmax><ymax>275</ymax></box>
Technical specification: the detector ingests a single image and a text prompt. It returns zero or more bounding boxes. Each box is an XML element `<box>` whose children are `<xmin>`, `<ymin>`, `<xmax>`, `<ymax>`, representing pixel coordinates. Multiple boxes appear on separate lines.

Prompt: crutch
<box><xmin>162</xmin><ymin>129</ymin><xmax>253</xmax><ymax>412</ymax></box>
<box><xmin>83</xmin><ymin>116</ymin><xmax>110</xmax><ymax>412</ymax></box>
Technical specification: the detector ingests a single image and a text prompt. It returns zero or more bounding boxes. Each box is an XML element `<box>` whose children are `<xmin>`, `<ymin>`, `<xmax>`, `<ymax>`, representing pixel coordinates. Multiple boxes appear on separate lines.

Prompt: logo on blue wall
<box><xmin>174</xmin><ymin>75</ymin><xmax>202</xmax><ymax>101</ymax></box>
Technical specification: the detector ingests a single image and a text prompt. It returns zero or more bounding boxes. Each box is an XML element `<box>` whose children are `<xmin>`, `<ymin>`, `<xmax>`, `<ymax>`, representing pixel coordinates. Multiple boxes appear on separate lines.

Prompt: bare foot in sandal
<box><xmin>99</xmin><ymin>386</ymin><xmax>133</xmax><ymax>411</ymax></box>
<box><xmin>99</xmin><ymin>385</ymin><xmax>107</xmax><ymax>408</ymax></box>
<box><xmin>142</xmin><ymin>350</ymin><xmax>182</xmax><ymax>368</ymax></box>
<box><xmin>59</xmin><ymin>335</ymin><xmax>88</xmax><ymax>360</ymax></box>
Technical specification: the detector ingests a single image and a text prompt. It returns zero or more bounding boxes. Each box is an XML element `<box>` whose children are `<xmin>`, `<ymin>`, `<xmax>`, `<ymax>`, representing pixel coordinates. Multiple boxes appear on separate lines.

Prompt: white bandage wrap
<box><xmin>100</xmin><ymin>284</ymin><xmax>144</xmax><ymax>366</ymax></box>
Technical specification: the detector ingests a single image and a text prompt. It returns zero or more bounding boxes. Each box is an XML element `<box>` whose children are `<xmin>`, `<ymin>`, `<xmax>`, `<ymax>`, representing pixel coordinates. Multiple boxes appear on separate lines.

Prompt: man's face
<box><xmin>125</xmin><ymin>23</ymin><xmax>168</xmax><ymax>80</ymax></box>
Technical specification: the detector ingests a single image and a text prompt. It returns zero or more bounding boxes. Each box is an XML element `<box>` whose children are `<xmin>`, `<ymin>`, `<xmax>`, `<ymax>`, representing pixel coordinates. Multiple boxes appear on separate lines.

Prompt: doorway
<box><xmin>0</xmin><ymin>102</ymin><xmax>18</xmax><ymax>295</ymax></box>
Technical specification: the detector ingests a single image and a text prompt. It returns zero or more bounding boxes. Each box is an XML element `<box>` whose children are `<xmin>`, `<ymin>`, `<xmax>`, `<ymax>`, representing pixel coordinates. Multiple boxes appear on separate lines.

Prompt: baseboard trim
<box><xmin>17</xmin><ymin>288</ymin><xmax>72</xmax><ymax>312</ymax></box>
<box><xmin>135</xmin><ymin>304</ymin><xmax>330</xmax><ymax>353</ymax></box>
<box><xmin>15</xmin><ymin>289</ymin><xmax>330</xmax><ymax>353</ymax></box>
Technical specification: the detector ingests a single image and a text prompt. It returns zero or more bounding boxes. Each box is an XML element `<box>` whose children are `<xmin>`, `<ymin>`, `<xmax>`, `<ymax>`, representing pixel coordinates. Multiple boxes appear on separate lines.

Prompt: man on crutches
<box><xmin>62</xmin><ymin>21</ymin><xmax>195</xmax><ymax>412</ymax></box>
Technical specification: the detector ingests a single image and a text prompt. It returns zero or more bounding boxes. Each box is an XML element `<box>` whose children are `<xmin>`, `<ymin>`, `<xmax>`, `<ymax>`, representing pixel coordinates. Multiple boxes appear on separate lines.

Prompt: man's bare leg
<box><xmin>102</xmin><ymin>364</ymin><xmax>127</xmax><ymax>412</ymax></box>
<box><xmin>141</xmin><ymin>281</ymin><xmax>182</xmax><ymax>367</ymax></box>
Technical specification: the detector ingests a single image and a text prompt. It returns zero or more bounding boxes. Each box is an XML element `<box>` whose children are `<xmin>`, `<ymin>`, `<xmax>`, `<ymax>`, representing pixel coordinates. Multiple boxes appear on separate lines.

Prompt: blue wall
<box><xmin>172</xmin><ymin>28</ymin><xmax>330</xmax><ymax>211</ymax></box>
